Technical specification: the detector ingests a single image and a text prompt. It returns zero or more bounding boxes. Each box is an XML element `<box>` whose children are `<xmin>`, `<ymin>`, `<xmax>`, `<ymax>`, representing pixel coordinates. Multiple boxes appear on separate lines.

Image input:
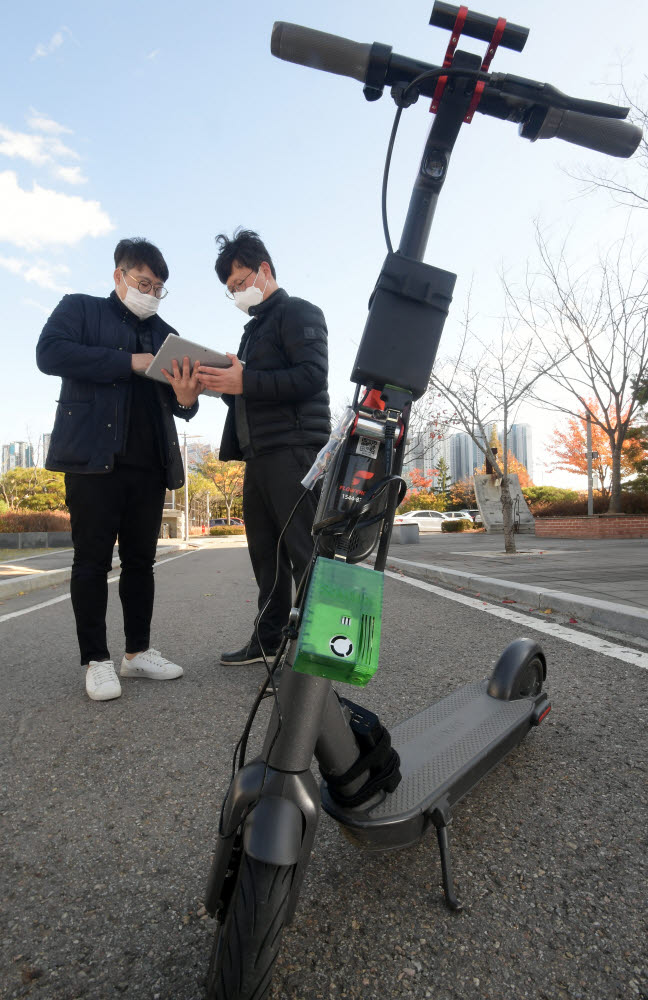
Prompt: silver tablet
<box><xmin>144</xmin><ymin>334</ymin><xmax>232</xmax><ymax>398</ymax></box>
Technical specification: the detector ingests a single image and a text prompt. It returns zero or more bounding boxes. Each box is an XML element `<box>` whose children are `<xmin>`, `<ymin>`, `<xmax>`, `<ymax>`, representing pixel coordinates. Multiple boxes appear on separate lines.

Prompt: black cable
<box><xmin>220</xmin><ymin>485</ymin><xmax>316</xmax><ymax>839</ymax></box>
<box><xmin>381</xmin><ymin>65</ymin><xmax>491</xmax><ymax>252</ymax></box>
<box><xmin>381</xmin><ymin>106</ymin><xmax>402</xmax><ymax>254</ymax></box>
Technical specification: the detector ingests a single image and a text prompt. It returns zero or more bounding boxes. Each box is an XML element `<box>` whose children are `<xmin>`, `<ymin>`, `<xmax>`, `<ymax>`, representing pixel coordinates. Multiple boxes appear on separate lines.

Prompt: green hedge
<box><xmin>441</xmin><ymin>519</ymin><xmax>471</xmax><ymax>532</ymax></box>
<box><xmin>209</xmin><ymin>526</ymin><xmax>246</xmax><ymax>536</ymax></box>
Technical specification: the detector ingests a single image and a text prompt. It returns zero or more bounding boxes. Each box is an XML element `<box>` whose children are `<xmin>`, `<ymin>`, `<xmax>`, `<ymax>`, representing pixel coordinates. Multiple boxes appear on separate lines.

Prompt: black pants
<box><xmin>65</xmin><ymin>466</ymin><xmax>167</xmax><ymax>665</ymax></box>
<box><xmin>243</xmin><ymin>447</ymin><xmax>319</xmax><ymax>647</ymax></box>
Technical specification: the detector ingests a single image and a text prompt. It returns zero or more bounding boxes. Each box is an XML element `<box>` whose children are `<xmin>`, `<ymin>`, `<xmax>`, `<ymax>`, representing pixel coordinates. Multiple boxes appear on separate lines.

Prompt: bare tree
<box><xmin>567</xmin><ymin>82</ymin><xmax>647</xmax><ymax>210</ymax></box>
<box><xmin>429</xmin><ymin>304</ymin><xmax>547</xmax><ymax>553</ymax></box>
<box><xmin>505</xmin><ymin>229</ymin><xmax>648</xmax><ymax>512</ymax></box>
<box><xmin>401</xmin><ymin>394</ymin><xmax>457</xmax><ymax>482</ymax></box>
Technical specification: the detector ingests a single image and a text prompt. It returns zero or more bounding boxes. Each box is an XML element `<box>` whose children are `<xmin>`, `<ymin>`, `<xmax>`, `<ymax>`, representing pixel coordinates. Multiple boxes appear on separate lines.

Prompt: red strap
<box><xmin>362</xmin><ymin>388</ymin><xmax>385</xmax><ymax>411</ymax></box>
<box><xmin>430</xmin><ymin>6</ymin><xmax>468</xmax><ymax>113</ymax></box>
<box><xmin>464</xmin><ymin>16</ymin><xmax>507</xmax><ymax>122</ymax></box>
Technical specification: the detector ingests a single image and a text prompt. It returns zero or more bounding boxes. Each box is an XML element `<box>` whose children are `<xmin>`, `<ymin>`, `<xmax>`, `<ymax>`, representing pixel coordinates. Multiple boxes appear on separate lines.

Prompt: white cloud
<box><xmin>0</xmin><ymin>171</ymin><xmax>114</xmax><ymax>250</ymax></box>
<box><xmin>27</xmin><ymin>110</ymin><xmax>72</xmax><ymax>135</ymax></box>
<box><xmin>52</xmin><ymin>164</ymin><xmax>87</xmax><ymax>185</ymax></box>
<box><xmin>147</xmin><ymin>49</ymin><xmax>161</xmax><ymax>60</ymax></box>
<box><xmin>0</xmin><ymin>255</ymin><xmax>71</xmax><ymax>292</ymax></box>
<box><xmin>0</xmin><ymin>124</ymin><xmax>80</xmax><ymax>166</ymax></box>
<box><xmin>31</xmin><ymin>28</ymin><xmax>69</xmax><ymax>61</ymax></box>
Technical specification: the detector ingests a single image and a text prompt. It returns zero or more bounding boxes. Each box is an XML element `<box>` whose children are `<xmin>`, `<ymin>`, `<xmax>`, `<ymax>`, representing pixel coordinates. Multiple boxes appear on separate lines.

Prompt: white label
<box><xmin>356</xmin><ymin>436</ymin><xmax>379</xmax><ymax>459</ymax></box>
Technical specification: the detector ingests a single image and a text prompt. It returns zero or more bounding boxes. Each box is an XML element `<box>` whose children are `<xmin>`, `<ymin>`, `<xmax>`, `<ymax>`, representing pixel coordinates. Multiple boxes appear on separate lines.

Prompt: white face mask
<box><xmin>233</xmin><ymin>270</ymin><xmax>268</xmax><ymax>314</ymax></box>
<box><xmin>121</xmin><ymin>274</ymin><xmax>160</xmax><ymax>320</ymax></box>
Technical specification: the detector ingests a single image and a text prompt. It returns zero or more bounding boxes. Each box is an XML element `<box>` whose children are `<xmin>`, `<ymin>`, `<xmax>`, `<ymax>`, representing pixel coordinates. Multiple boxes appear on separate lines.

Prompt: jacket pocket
<box><xmin>50</xmin><ymin>401</ymin><xmax>93</xmax><ymax>464</ymax></box>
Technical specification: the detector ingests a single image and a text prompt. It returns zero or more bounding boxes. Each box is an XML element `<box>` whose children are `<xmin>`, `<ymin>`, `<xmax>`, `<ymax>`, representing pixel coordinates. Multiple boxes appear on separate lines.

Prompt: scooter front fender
<box><xmin>243</xmin><ymin>795</ymin><xmax>304</xmax><ymax>866</ymax></box>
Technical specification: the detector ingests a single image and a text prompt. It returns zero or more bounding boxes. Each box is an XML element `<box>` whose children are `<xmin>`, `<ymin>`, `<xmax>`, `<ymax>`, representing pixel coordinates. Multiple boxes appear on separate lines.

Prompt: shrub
<box><xmin>529</xmin><ymin>491</ymin><xmax>648</xmax><ymax>517</ymax></box>
<box><xmin>209</xmin><ymin>525</ymin><xmax>246</xmax><ymax>536</ymax></box>
<box><xmin>441</xmin><ymin>519</ymin><xmax>471</xmax><ymax>532</ymax></box>
<box><xmin>523</xmin><ymin>486</ymin><xmax>579</xmax><ymax>507</ymax></box>
<box><xmin>0</xmin><ymin>510</ymin><xmax>71</xmax><ymax>532</ymax></box>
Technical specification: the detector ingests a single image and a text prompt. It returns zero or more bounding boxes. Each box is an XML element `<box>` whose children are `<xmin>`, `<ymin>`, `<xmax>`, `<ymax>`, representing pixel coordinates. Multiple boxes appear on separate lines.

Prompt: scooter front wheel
<box><xmin>206</xmin><ymin>852</ymin><xmax>296</xmax><ymax>1000</ymax></box>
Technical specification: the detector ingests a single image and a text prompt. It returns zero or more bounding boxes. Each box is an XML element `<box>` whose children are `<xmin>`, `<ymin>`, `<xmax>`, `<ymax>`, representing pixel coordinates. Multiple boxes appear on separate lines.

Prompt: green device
<box><xmin>292</xmin><ymin>557</ymin><xmax>384</xmax><ymax>686</ymax></box>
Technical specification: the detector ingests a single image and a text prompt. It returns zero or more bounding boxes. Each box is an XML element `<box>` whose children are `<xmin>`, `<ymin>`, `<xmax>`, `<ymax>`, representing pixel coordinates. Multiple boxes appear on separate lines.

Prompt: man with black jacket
<box><xmin>36</xmin><ymin>237</ymin><xmax>201</xmax><ymax>701</ymax></box>
<box><xmin>198</xmin><ymin>230</ymin><xmax>330</xmax><ymax>665</ymax></box>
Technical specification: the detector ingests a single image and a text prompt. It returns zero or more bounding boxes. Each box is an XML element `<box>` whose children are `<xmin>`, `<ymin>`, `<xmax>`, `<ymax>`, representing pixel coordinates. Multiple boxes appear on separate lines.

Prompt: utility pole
<box><xmin>181</xmin><ymin>432</ymin><xmax>203</xmax><ymax>542</ymax></box>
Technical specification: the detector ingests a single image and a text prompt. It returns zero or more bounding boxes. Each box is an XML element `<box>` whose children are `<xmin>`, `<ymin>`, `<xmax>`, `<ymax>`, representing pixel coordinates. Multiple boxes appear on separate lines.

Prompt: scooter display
<box><xmin>203</xmin><ymin>6</ymin><xmax>642</xmax><ymax>998</ymax></box>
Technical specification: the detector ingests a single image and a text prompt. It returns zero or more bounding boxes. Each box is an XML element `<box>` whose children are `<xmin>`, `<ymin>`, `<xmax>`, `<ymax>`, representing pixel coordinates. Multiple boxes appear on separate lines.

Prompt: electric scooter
<box><xmin>203</xmin><ymin>6</ymin><xmax>641</xmax><ymax>998</ymax></box>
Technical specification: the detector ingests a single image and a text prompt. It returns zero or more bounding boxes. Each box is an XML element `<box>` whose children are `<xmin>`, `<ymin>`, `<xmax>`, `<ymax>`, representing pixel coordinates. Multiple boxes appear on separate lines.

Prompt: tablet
<box><xmin>144</xmin><ymin>334</ymin><xmax>232</xmax><ymax>398</ymax></box>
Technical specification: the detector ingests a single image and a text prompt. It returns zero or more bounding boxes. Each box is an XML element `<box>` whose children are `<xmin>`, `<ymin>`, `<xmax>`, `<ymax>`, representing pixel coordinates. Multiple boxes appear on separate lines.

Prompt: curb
<box><xmin>382</xmin><ymin>555</ymin><xmax>648</xmax><ymax>641</ymax></box>
<box><xmin>0</xmin><ymin>544</ymin><xmax>191</xmax><ymax>603</ymax></box>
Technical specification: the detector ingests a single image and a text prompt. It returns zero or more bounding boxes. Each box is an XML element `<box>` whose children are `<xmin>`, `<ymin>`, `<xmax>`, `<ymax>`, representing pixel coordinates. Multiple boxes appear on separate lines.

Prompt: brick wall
<box><xmin>535</xmin><ymin>515</ymin><xmax>648</xmax><ymax>539</ymax></box>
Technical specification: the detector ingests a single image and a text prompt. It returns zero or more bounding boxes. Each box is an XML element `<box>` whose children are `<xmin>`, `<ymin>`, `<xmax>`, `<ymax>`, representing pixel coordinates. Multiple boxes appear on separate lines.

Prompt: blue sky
<box><xmin>2</xmin><ymin>0</ymin><xmax>646</xmax><ymax>485</ymax></box>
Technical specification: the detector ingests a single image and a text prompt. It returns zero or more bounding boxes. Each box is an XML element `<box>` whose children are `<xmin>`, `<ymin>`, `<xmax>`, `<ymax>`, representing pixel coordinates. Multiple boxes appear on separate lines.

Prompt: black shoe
<box><xmin>220</xmin><ymin>638</ymin><xmax>279</xmax><ymax>666</ymax></box>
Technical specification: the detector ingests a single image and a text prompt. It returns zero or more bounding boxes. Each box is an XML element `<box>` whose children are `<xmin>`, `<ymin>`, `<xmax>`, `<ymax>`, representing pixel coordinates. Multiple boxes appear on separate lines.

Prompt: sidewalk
<box><xmin>380</xmin><ymin>532</ymin><xmax>648</xmax><ymax>639</ymax></box>
<box><xmin>4</xmin><ymin>531</ymin><xmax>647</xmax><ymax>641</ymax></box>
<box><xmin>0</xmin><ymin>538</ymin><xmax>196</xmax><ymax>601</ymax></box>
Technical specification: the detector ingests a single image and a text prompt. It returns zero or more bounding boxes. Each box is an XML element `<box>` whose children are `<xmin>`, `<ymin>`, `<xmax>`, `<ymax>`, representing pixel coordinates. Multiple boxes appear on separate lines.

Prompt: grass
<box><xmin>0</xmin><ymin>547</ymin><xmax>65</xmax><ymax>563</ymax></box>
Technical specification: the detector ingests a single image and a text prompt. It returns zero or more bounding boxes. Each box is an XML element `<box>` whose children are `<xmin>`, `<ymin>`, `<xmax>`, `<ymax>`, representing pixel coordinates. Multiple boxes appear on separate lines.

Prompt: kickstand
<box><xmin>431</xmin><ymin>809</ymin><xmax>463</xmax><ymax>912</ymax></box>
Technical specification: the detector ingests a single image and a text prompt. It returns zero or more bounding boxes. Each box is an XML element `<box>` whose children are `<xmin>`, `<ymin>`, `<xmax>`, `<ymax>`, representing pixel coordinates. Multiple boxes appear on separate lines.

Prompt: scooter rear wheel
<box><xmin>206</xmin><ymin>853</ymin><xmax>296</xmax><ymax>1000</ymax></box>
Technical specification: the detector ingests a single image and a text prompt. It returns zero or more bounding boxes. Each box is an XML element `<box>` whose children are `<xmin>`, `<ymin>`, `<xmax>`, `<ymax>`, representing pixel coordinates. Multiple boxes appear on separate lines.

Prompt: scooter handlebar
<box><xmin>520</xmin><ymin>106</ymin><xmax>642</xmax><ymax>159</ymax></box>
<box><xmin>271</xmin><ymin>21</ymin><xmax>642</xmax><ymax>160</ymax></box>
<box><xmin>271</xmin><ymin>22</ymin><xmax>373</xmax><ymax>84</ymax></box>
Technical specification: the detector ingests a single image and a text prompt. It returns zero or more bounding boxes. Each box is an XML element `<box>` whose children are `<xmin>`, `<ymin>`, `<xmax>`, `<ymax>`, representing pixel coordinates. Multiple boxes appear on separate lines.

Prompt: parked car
<box><xmin>466</xmin><ymin>508</ymin><xmax>483</xmax><ymax>524</ymax></box>
<box><xmin>210</xmin><ymin>517</ymin><xmax>244</xmax><ymax>527</ymax></box>
<box><xmin>393</xmin><ymin>510</ymin><xmax>449</xmax><ymax>532</ymax></box>
<box><xmin>444</xmin><ymin>511</ymin><xmax>474</xmax><ymax>522</ymax></box>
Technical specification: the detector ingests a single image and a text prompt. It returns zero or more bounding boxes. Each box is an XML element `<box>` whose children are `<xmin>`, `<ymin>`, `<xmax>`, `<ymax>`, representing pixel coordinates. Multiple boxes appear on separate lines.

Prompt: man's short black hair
<box><xmin>214</xmin><ymin>229</ymin><xmax>276</xmax><ymax>284</ymax></box>
<box><xmin>114</xmin><ymin>237</ymin><xmax>169</xmax><ymax>283</ymax></box>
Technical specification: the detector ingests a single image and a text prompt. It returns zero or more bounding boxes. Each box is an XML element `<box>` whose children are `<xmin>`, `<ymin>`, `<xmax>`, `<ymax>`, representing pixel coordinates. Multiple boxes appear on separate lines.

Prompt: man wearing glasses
<box><xmin>37</xmin><ymin>237</ymin><xmax>201</xmax><ymax>702</ymax></box>
<box><xmin>198</xmin><ymin>229</ymin><xmax>330</xmax><ymax>666</ymax></box>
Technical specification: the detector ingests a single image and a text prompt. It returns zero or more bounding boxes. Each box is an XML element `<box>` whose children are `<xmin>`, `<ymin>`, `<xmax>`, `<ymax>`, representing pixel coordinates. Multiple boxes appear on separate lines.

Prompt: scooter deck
<box><xmin>322</xmin><ymin>679</ymin><xmax>547</xmax><ymax>850</ymax></box>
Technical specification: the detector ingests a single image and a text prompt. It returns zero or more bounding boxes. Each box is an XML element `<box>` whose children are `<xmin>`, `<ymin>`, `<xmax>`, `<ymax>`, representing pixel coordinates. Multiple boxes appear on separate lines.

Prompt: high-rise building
<box><xmin>40</xmin><ymin>433</ymin><xmax>52</xmax><ymax>467</ymax></box>
<box><xmin>1</xmin><ymin>442</ymin><xmax>34</xmax><ymax>474</ymax></box>
<box><xmin>401</xmin><ymin>421</ymin><xmax>534</xmax><ymax>490</ymax></box>
<box><xmin>509</xmin><ymin>423</ymin><xmax>534</xmax><ymax>479</ymax></box>
<box><xmin>401</xmin><ymin>424</ymin><xmax>452</xmax><ymax>487</ymax></box>
<box><xmin>448</xmin><ymin>432</ymin><xmax>485</xmax><ymax>484</ymax></box>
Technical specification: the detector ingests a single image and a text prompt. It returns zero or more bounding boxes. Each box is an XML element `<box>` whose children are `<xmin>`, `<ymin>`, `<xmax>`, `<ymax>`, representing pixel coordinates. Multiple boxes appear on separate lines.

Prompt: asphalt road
<box><xmin>1</xmin><ymin>543</ymin><xmax>646</xmax><ymax>1000</ymax></box>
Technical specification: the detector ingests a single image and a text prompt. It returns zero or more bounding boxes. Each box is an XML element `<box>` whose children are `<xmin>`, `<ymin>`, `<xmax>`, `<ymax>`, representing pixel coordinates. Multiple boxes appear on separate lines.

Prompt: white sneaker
<box><xmin>86</xmin><ymin>660</ymin><xmax>122</xmax><ymax>702</ymax></box>
<box><xmin>119</xmin><ymin>648</ymin><xmax>183</xmax><ymax>680</ymax></box>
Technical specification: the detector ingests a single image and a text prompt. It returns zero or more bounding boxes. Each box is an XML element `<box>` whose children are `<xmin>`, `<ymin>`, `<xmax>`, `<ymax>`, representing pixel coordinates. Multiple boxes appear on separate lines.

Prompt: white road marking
<box><xmin>385</xmin><ymin>569</ymin><xmax>648</xmax><ymax>671</ymax></box>
<box><xmin>0</xmin><ymin>550</ymin><xmax>197</xmax><ymax>624</ymax></box>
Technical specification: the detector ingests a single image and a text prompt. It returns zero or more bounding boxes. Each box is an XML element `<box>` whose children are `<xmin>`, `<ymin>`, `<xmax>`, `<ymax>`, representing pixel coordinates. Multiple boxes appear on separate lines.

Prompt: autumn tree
<box><xmin>448</xmin><ymin>477</ymin><xmax>477</xmax><ymax>510</ymax></box>
<box><xmin>399</xmin><ymin>469</ymin><xmax>447</xmax><ymax>513</ymax></box>
<box><xmin>546</xmin><ymin>404</ymin><xmax>643</xmax><ymax>499</ymax></box>
<box><xmin>195</xmin><ymin>453</ymin><xmax>245</xmax><ymax>524</ymax></box>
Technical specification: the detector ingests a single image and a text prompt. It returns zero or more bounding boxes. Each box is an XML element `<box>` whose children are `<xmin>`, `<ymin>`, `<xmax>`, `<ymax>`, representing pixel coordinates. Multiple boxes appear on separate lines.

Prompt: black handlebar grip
<box><xmin>271</xmin><ymin>22</ymin><xmax>373</xmax><ymax>84</ymax></box>
<box><xmin>521</xmin><ymin>107</ymin><xmax>642</xmax><ymax>159</ymax></box>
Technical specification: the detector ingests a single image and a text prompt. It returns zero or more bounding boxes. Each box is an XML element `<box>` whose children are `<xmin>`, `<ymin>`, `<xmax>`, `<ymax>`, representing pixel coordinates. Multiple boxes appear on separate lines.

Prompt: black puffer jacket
<box><xmin>219</xmin><ymin>288</ymin><xmax>330</xmax><ymax>460</ymax></box>
<box><xmin>36</xmin><ymin>291</ymin><xmax>198</xmax><ymax>488</ymax></box>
